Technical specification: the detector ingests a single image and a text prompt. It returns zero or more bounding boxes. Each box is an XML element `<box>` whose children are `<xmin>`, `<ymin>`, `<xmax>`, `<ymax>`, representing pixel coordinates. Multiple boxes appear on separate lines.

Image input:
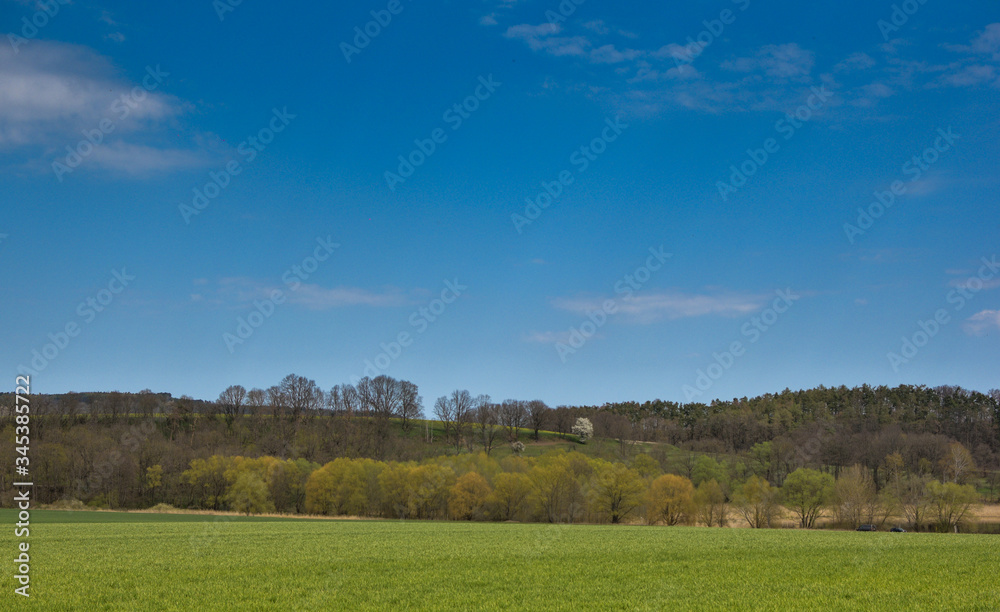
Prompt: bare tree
<box><xmin>339</xmin><ymin>383</ymin><xmax>361</xmax><ymax>416</ymax></box>
<box><xmin>97</xmin><ymin>392</ymin><xmax>128</xmax><ymax>423</ymax></box>
<box><xmin>371</xmin><ymin>375</ymin><xmax>403</xmax><ymax>419</ymax></box>
<box><xmin>451</xmin><ymin>390</ymin><xmax>474</xmax><ymax>449</ymax></box>
<box><xmin>527</xmin><ymin>400</ymin><xmax>550</xmax><ymax>441</ymax></box>
<box><xmin>554</xmin><ymin>406</ymin><xmax>573</xmax><ymax>438</ymax></box>
<box><xmin>278</xmin><ymin>374</ymin><xmax>322</xmax><ymax>422</ymax></box>
<box><xmin>246</xmin><ymin>388</ymin><xmax>267</xmax><ymax>433</ymax></box>
<box><xmin>941</xmin><ymin>441</ymin><xmax>976</xmax><ymax>484</ymax></box>
<box><xmin>474</xmin><ymin>396</ymin><xmax>501</xmax><ymax>455</ymax></box>
<box><xmin>266</xmin><ymin>385</ymin><xmax>286</xmax><ymax>420</ymax></box>
<box><xmin>137</xmin><ymin>390</ymin><xmax>158</xmax><ymax>420</ymax></box>
<box><xmin>217</xmin><ymin>385</ymin><xmax>247</xmax><ymax>426</ymax></box>
<box><xmin>398</xmin><ymin>381</ymin><xmax>422</xmax><ymax>431</ymax></box>
<box><xmin>58</xmin><ymin>392</ymin><xmax>81</xmax><ymax>423</ymax></box>
<box><xmin>434</xmin><ymin>396</ymin><xmax>456</xmax><ymax>444</ymax></box>
<box><xmin>499</xmin><ymin>399</ymin><xmax>526</xmax><ymax>442</ymax></box>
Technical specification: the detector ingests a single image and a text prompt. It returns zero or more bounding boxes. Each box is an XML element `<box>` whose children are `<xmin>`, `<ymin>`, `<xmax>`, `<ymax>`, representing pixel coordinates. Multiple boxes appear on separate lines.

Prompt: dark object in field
<box><xmin>890</xmin><ymin>527</ymin><xmax>906</xmax><ymax>533</ymax></box>
<box><xmin>856</xmin><ymin>524</ymin><xmax>877</xmax><ymax>532</ymax></box>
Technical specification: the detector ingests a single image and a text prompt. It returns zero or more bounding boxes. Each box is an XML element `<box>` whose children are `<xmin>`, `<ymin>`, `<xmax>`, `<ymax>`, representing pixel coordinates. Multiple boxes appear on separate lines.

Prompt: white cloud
<box><xmin>590</xmin><ymin>44</ymin><xmax>642</xmax><ymax>65</ymax></box>
<box><xmin>948</xmin><ymin>276</ymin><xmax>1000</xmax><ymax>290</ymax></box>
<box><xmin>939</xmin><ymin>64</ymin><xmax>997</xmax><ymax>87</ymax></box>
<box><xmin>0</xmin><ymin>42</ymin><xmax>177</xmax><ymax>144</ymax></box>
<box><xmin>522</xmin><ymin>330</ymin><xmax>577</xmax><ymax>344</ymax></box>
<box><xmin>722</xmin><ymin>43</ymin><xmax>815</xmax><ymax>80</ymax></box>
<box><xmin>87</xmin><ymin>142</ymin><xmax>214</xmax><ymax>176</ymax></box>
<box><xmin>551</xmin><ymin>290</ymin><xmax>766</xmax><ymax>323</ymax></box>
<box><xmin>0</xmin><ymin>40</ymin><xmax>213</xmax><ymax>176</ymax></box>
<box><xmin>963</xmin><ymin>310</ymin><xmax>1000</xmax><ymax>336</ymax></box>
<box><xmin>214</xmin><ymin>277</ymin><xmax>412</xmax><ymax>310</ymax></box>
<box><xmin>505</xmin><ymin>23</ymin><xmax>592</xmax><ymax>58</ymax></box>
<box><xmin>835</xmin><ymin>52</ymin><xmax>876</xmax><ymax>73</ymax></box>
<box><xmin>971</xmin><ymin>23</ymin><xmax>1000</xmax><ymax>57</ymax></box>
<box><xmin>479</xmin><ymin>14</ymin><xmax>498</xmax><ymax>26</ymax></box>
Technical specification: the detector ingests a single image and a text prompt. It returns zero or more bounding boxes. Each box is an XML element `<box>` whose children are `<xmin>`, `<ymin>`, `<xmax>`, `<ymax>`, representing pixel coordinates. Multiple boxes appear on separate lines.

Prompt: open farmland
<box><xmin>4</xmin><ymin>510</ymin><xmax>998</xmax><ymax>611</ymax></box>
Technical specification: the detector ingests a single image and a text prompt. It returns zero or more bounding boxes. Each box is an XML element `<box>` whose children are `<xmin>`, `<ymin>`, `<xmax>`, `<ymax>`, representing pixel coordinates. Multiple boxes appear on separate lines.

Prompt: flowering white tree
<box><xmin>572</xmin><ymin>417</ymin><xmax>593</xmax><ymax>443</ymax></box>
<box><xmin>510</xmin><ymin>440</ymin><xmax>525</xmax><ymax>455</ymax></box>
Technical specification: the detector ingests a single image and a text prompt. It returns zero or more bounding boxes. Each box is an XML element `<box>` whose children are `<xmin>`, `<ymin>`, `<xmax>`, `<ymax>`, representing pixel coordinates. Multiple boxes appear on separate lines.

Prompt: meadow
<box><xmin>2</xmin><ymin>510</ymin><xmax>998</xmax><ymax>611</ymax></box>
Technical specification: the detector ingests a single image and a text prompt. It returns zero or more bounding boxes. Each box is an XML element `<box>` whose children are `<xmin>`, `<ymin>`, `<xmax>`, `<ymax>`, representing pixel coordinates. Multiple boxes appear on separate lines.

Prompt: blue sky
<box><xmin>1</xmin><ymin>0</ymin><xmax>998</xmax><ymax>409</ymax></box>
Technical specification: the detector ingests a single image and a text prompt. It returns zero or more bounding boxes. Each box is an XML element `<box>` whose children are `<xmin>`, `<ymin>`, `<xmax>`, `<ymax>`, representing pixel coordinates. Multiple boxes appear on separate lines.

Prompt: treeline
<box><xmin>1</xmin><ymin>378</ymin><xmax>997</xmax><ymax>521</ymax></box>
<box><xmin>133</xmin><ymin>449</ymin><xmax>986</xmax><ymax>532</ymax></box>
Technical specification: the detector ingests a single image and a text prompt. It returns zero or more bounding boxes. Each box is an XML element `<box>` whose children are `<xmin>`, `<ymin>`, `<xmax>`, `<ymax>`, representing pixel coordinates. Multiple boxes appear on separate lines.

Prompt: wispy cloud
<box><xmin>551</xmin><ymin>290</ymin><xmax>766</xmax><ymax>323</ymax></box>
<box><xmin>522</xmin><ymin>330</ymin><xmax>579</xmax><ymax>344</ymax></box>
<box><xmin>499</xmin><ymin>18</ymin><xmax>1000</xmax><ymax>118</ymax></box>
<box><xmin>963</xmin><ymin>309</ymin><xmax>1000</xmax><ymax>336</ymax></box>
<box><xmin>721</xmin><ymin>43</ymin><xmax>815</xmax><ymax>80</ymax></box>
<box><xmin>87</xmin><ymin>142</ymin><xmax>214</xmax><ymax>176</ymax></box>
<box><xmin>210</xmin><ymin>277</ymin><xmax>413</xmax><ymax>310</ymax></box>
<box><xmin>948</xmin><ymin>277</ymin><xmax>1000</xmax><ymax>290</ymax></box>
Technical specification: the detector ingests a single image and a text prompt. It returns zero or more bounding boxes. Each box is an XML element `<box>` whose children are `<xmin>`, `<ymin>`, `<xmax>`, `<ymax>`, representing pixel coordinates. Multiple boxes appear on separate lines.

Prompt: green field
<box><xmin>2</xmin><ymin>510</ymin><xmax>998</xmax><ymax>611</ymax></box>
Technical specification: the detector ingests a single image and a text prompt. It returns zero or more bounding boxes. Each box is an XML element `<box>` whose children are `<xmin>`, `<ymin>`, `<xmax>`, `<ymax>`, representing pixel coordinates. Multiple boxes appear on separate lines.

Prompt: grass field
<box><xmin>2</xmin><ymin>510</ymin><xmax>998</xmax><ymax>611</ymax></box>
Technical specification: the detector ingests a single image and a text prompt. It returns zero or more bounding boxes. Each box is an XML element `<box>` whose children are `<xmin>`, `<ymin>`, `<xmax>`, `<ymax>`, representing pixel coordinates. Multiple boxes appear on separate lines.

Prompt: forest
<box><xmin>2</xmin><ymin>376</ymin><xmax>997</xmax><ymax>531</ymax></box>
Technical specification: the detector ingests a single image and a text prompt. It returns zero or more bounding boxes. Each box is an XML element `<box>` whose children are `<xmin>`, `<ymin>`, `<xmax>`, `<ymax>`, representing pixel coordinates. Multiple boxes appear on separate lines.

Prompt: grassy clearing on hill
<box><xmin>3</xmin><ymin>509</ymin><xmax>997</xmax><ymax>611</ymax></box>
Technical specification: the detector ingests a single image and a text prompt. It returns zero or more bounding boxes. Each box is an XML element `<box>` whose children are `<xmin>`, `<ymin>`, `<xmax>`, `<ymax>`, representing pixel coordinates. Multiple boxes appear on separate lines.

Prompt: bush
<box><xmin>147</xmin><ymin>503</ymin><xmax>178</xmax><ymax>513</ymax></box>
<box><xmin>46</xmin><ymin>498</ymin><xmax>88</xmax><ymax>511</ymax></box>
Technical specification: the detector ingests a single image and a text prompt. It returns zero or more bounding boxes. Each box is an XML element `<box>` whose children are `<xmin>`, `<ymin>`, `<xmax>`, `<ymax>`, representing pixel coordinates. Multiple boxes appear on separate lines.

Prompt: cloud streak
<box><xmin>211</xmin><ymin>277</ymin><xmax>413</xmax><ymax>310</ymax></box>
<box><xmin>551</xmin><ymin>290</ymin><xmax>766</xmax><ymax>323</ymax></box>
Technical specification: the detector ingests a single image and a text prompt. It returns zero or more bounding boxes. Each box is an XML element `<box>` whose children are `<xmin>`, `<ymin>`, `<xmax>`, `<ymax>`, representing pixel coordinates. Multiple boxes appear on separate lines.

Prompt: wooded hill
<box><xmin>1</xmin><ymin>379</ymin><xmax>997</xmax><ymax>511</ymax></box>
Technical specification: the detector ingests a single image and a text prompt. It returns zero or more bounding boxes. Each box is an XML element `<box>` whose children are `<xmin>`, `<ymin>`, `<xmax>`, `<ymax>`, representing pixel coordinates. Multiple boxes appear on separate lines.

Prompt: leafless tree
<box><xmin>452</xmin><ymin>390</ymin><xmax>474</xmax><ymax>449</ymax></box>
<box><xmin>278</xmin><ymin>374</ymin><xmax>322</xmax><ymax>421</ymax></box>
<box><xmin>58</xmin><ymin>392</ymin><xmax>81</xmax><ymax>423</ymax></box>
<box><xmin>266</xmin><ymin>385</ymin><xmax>286</xmax><ymax>420</ymax></box>
<box><xmin>527</xmin><ymin>399</ymin><xmax>550</xmax><ymax>441</ymax></box>
<box><xmin>554</xmin><ymin>406</ymin><xmax>573</xmax><ymax>438</ymax></box>
<box><xmin>218</xmin><ymin>385</ymin><xmax>247</xmax><ymax>426</ymax></box>
<box><xmin>369</xmin><ymin>375</ymin><xmax>403</xmax><ymax>422</ymax></box>
<box><xmin>499</xmin><ymin>399</ymin><xmax>527</xmax><ymax>442</ymax></box>
<box><xmin>399</xmin><ymin>381</ymin><xmax>422</xmax><ymax>431</ymax></box>
<box><xmin>137</xmin><ymin>389</ymin><xmax>158</xmax><ymax>420</ymax></box>
<box><xmin>474</xmin><ymin>396</ymin><xmax>501</xmax><ymax>455</ymax></box>
<box><xmin>434</xmin><ymin>396</ymin><xmax>456</xmax><ymax>443</ymax></box>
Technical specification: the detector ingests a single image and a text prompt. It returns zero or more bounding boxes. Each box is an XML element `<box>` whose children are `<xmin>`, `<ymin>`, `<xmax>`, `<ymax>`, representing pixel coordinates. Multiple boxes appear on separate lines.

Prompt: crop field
<box><xmin>3</xmin><ymin>510</ymin><xmax>998</xmax><ymax>611</ymax></box>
